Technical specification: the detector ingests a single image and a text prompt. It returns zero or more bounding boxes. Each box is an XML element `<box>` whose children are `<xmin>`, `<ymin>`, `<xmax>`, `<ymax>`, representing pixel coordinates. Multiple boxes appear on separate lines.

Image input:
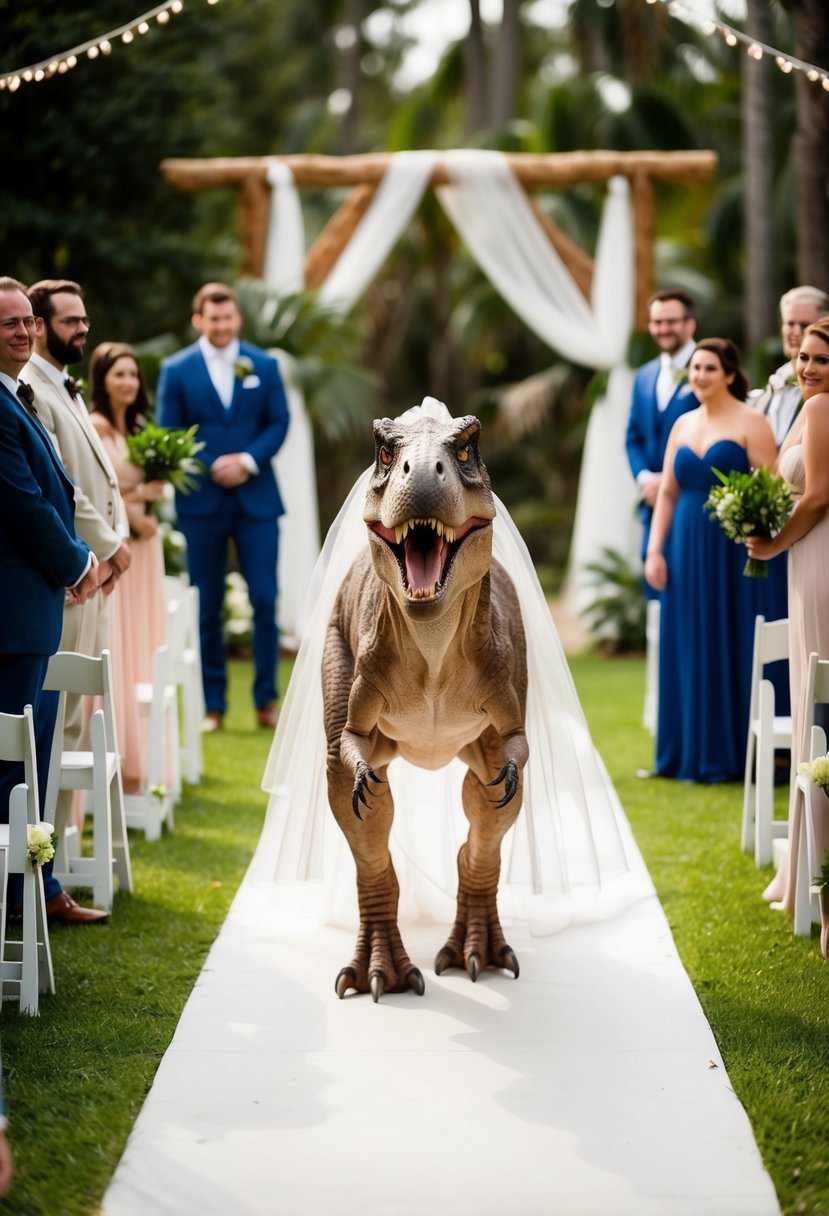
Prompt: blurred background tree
<box><xmin>1</xmin><ymin>0</ymin><xmax>824</xmax><ymax>586</ymax></box>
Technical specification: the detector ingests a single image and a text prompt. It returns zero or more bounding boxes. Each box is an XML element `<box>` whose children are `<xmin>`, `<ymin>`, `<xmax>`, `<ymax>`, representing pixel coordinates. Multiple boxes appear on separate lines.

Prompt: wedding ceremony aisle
<box><xmin>102</xmin><ymin>797</ymin><xmax>780</xmax><ymax>1216</ymax></box>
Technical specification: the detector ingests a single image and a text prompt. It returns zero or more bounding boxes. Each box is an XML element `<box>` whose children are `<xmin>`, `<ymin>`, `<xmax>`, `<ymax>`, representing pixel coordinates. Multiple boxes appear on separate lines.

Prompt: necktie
<box><xmin>16</xmin><ymin>381</ymin><xmax>36</xmax><ymax>412</ymax></box>
<box><xmin>64</xmin><ymin>375</ymin><xmax>80</xmax><ymax>399</ymax></box>
<box><xmin>656</xmin><ymin>354</ymin><xmax>675</xmax><ymax>411</ymax></box>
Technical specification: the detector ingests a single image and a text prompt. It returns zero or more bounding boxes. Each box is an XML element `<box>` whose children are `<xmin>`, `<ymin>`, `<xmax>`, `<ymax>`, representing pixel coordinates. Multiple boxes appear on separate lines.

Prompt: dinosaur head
<box><xmin>364</xmin><ymin>411</ymin><xmax>495</xmax><ymax>616</ymax></box>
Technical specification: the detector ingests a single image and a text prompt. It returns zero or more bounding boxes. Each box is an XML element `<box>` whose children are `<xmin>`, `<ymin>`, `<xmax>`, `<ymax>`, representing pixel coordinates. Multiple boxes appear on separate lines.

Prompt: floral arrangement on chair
<box><xmin>27</xmin><ymin>824</ymin><xmax>56</xmax><ymax>869</ymax></box>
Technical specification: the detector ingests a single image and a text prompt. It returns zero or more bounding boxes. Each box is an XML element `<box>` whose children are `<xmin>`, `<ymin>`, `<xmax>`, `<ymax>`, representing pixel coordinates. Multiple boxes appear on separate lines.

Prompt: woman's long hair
<box><xmin>693</xmin><ymin>337</ymin><xmax>749</xmax><ymax>401</ymax></box>
<box><xmin>88</xmin><ymin>342</ymin><xmax>149</xmax><ymax>435</ymax></box>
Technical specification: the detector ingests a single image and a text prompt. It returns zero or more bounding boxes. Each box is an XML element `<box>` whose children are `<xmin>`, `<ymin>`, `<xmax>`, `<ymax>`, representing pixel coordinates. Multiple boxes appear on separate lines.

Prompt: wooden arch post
<box><xmin>160</xmin><ymin>150</ymin><xmax>717</xmax><ymax>330</ymax></box>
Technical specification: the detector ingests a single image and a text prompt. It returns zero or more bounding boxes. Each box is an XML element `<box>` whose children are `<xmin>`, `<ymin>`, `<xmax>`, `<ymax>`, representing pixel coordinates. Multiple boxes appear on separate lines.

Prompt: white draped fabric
<box><xmin>260</xmin><ymin>150</ymin><xmax>640</xmax><ymax>637</ymax></box>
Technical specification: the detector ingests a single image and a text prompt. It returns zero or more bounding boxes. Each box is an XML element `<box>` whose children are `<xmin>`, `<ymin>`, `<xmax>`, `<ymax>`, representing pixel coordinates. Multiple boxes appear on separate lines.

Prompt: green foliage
<box><xmin>234</xmin><ymin>279</ymin><xmax>378</xmax><ymax>442</ymax></box>
<box><xmin>580</xmin><ymin>546</ymin><xmax>647</xmax><ymax>653</ymax></box>
<box><xmin>124</xmin><ymin>423</ymin><xmax>207</xmax><ymax>494</ymax></box>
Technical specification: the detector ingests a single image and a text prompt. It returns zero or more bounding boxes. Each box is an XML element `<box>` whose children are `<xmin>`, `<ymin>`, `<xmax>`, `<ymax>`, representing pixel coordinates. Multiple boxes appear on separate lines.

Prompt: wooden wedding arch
<box><xmin>160</xmin><ymin>150</ymin><xmax>717</xmax><ymax>328</ymax></box>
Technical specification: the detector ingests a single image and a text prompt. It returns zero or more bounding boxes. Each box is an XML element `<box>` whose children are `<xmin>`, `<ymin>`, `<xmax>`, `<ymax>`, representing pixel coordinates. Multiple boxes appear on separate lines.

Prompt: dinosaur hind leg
<box><xmin>327</xmin><ymin>757</ymin><xmax>424</xmax><ymax>1001</ymax></box>
<box><xmin>435</xmin><ymin>741</ymin><xmax>523</xmax><ymax>982</ymax></box>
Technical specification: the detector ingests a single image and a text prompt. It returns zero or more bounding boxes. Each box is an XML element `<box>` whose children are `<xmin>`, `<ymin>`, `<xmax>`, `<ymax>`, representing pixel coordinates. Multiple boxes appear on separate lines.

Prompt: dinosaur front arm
<box><xmin>341</xmin><ymin>676</ymin><xmax>387</xmax><ymax>818</ymax></box>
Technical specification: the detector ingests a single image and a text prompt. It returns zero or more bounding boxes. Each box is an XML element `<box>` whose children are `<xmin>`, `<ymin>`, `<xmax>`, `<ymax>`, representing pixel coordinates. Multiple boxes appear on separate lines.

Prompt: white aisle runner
<box><xmin>103</xmin><ymin>812</ymin><xmax>780</xmax><ymax>1216</ymax></box>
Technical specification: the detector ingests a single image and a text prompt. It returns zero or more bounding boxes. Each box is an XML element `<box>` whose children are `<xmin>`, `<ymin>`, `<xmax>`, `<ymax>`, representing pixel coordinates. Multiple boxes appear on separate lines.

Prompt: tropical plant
<box><xmin>234</xmin><ymin>278</ymin><xmax>378</xmax><ymax>442</ymax></box>
<box><xmin>580</xmin><ymin>547</ymin><xmax>647</xmax><ymax>654</ymax></box>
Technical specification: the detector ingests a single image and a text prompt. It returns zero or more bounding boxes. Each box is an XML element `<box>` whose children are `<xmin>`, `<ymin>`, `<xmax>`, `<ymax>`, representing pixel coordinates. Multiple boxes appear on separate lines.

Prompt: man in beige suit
<box><xmin>21</xmin><ymin>281</ymin><xmax>131</xmax><ymax>902</ymax></box>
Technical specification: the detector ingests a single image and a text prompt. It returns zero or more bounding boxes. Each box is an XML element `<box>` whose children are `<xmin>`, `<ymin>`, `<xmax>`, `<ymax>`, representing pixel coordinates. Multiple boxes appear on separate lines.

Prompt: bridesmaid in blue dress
<box><xmin>644</xmin><ymin>338</ymin><xmax>788</xmax><ymax>782</ymax></box>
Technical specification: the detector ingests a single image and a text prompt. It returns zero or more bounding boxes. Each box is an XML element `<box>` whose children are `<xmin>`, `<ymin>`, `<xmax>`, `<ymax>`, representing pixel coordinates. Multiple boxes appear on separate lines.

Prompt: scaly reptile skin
<box><xmin>323</xmin><ymin>413</ymin><xmax>528</xmax><ymax>1000</ymax></box>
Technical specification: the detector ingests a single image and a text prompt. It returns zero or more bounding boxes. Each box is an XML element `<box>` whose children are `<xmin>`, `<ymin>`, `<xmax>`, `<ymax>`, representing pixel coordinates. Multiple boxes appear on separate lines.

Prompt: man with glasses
<box><xmin>0</xmin><ymin>276</ymin><xmax>107</xmax><ymax>926</ymax></box>
<box><xmin>752</xmin><ymin>285</ymin><xmax>828</xmax><ymax>447</ymax></box>
<box><xmin>21</xmin><ymin>281</ymin><xmax>131</xmax><ymax>916</ymax></box>
<box><xmin>625</xmin><ymin>289</ymin><xmax>698</xmax><ymax>579</ymax></box>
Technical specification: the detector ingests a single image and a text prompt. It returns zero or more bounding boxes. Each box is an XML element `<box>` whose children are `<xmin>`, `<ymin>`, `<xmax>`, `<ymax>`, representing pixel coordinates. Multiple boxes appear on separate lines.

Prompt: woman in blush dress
<box><xmin>747</xmin><ymin>318</ymin><xmax>829</xmax><ymax>915</ymax></box>
<box><xmin>89</xmin><ymin>343</ymin><xmax>168</xmax><ymax>794</ymax></box>
<box><xmin>645</xmin><ymin>338</ymin><xmax>787</xmax><ymax>783</ymax></box>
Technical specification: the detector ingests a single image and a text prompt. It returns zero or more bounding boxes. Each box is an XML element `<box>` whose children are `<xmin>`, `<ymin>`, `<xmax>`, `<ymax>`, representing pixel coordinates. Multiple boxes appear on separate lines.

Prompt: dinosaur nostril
<box><xmin>403</xmin><ymin>460</ymin><xmax>410</xmax><ymax>474</ymax></box>
<box><xmin>436</xmin><ymin>461</ymin><xmax>444</xmax><ymax>475</ymax></box>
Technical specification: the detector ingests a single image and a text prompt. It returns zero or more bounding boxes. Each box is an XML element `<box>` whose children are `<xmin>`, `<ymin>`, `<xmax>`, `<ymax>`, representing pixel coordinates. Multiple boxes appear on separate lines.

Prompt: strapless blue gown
<box><xmin>656</xmin><ymin>440</ymin><xmax>788</xmax><ymax>783</ymax></box>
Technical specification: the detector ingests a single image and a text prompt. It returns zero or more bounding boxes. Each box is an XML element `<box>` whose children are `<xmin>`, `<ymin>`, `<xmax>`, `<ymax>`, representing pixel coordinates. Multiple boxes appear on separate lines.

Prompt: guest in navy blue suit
<box><xmin>0</xmin><ymin>277</ymin><xmax>107</xmax><ymax>925</ymax></box>
<box><xmin>625</xmin><ymin>290</ymin><xmax>699</xmax><ymax>579</ymax></box>
<box><xmin>157</xmin><ymin>282</ymin><xmax>290</xmax><ymax>732</ymax></box>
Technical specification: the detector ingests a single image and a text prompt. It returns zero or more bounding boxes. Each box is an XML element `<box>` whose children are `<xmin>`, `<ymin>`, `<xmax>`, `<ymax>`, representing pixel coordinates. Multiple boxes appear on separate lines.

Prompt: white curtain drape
<box><xmin>261</xmin><ymin>151</ymin><xmax>641</xmax><ymax>635</ymax></box>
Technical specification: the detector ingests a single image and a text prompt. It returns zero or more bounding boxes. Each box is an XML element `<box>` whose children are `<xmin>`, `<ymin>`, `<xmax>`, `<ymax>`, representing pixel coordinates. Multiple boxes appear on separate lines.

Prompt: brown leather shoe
<box><xmin>201</xmin><ymin>711</ymin><xmax>223</xmax><ymax>733</ymax></box>
<box><xmin>255</xmin><ymin>703</ymin><xmax>279</xmax><ymax>730</ymax></box>
<box><xmin>45</xmin><ymin>891</ymin><xmax>109</xmax><ymax>925</ymax></box>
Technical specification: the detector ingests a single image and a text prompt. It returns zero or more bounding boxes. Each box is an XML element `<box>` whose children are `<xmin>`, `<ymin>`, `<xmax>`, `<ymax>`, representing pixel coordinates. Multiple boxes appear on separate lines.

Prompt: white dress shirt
<box><xmin>199</xmin><ymin>336</ymin><xmax>240</xmax><ymax>409</ymax></box>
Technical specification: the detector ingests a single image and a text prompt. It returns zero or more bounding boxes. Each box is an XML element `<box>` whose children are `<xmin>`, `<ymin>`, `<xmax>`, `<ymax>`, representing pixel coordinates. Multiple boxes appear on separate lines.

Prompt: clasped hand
<box><xmin>211</xmin><ymin>453</ymin><xmax>250</xmax><ymax>488</ymax></box>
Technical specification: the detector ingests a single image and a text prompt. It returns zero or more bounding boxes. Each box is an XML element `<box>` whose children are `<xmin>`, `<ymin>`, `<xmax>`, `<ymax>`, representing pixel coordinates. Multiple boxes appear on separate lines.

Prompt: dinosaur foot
<box><xmin>434</xmin><ymin>892</ymin><xmax>519</xmax><ymax>982</ymax></box>
<box><xmin>335</xmin><ymin>920</ymin><xmax>425</xmax><ymax>1001</ymax></box>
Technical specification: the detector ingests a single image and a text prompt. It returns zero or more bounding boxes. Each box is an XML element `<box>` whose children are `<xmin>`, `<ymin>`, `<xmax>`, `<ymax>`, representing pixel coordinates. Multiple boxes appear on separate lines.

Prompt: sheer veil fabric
<box><xmin>257</xmin><ymin>399</ymin><xmax>651</xmax><ymax>935</ymax></box>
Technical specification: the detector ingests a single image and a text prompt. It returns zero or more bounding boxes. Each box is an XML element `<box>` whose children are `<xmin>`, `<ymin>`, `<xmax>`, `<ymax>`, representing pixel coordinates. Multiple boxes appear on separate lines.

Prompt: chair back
<box><xmin>0</xmin><ymin>705</ymin><xmax>38</xmax><ymax>814</ymax></box>
<box><xmin>748</xmin><ymin>615</ymin><xmax>789</xmax><ymax>720</ymax></box>
<box><xmin>44</xmin><ymin>649</ymin><xmax>119</xmax><ymax>750</ymax></box>
<box><xmin>800</xmin><ymin>653</ymin><xmax>829</xmax><ymax>765</ymax></box>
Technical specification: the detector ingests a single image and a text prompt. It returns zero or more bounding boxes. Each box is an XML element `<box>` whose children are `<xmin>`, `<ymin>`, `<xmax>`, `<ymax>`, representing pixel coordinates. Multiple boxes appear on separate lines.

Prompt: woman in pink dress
<box><xmin>89</xmin><ymin>343</ymin><xmax>168</xmax><ymax>794</ymax></box>
<box><xmin>747</xmin><ymin>317</ymin><xmax>829</xmax><ymax>932</ymax></box>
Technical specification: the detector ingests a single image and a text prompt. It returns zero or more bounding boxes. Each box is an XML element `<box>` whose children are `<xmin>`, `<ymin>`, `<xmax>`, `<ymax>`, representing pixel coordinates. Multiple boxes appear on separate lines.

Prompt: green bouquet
<box><xmin>125</xmin><ymin>423</ymin><xmax>206</xmax><ymax>494</ymax></box>
<box><xmin>703</xmin><ymin>465</ymin><xmax>793</xmax><ymax>578</ymax></box>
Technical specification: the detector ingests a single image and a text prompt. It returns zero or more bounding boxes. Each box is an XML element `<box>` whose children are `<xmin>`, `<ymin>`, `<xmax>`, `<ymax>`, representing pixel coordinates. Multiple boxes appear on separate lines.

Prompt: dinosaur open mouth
<box><xmin>368</xmin><ymin>515</ymin><xmax>491</xmax><ymax>600</ymax></box>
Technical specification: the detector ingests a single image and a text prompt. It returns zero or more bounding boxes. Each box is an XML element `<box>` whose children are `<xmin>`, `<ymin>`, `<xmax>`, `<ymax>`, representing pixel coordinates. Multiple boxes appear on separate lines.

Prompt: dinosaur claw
<box><xmin>434</xmin><ymin>947</ymin><xmax>453</xmax><ymax>976</ymax></box>
<box><xmin>467</xmin><ymin>952</ymin><xmax>480</xmax><ymax>982</ymax></box>
<box><xmin>336</xmin><ymin>967</ymin><xmax>357</xmax><ymax>998</ymax></box>
<box><xmin>488</xmin><ymin>761</ymin><xmax>518</xmax><ymax>807</ymax></box>
<box><xmin>407</xmin><ymin>967</ymin><xmax>425</xmax><ymax>996</ymax></box>
<box><xmin>501</xmin><ymin>947</ymin><xmax>519</xmax><ymax>978</ymax></box>
<box><xmin>370</xmin><ymin>972</ymin><xmax>385</xmax><ymax>1003</ymax></box>
<box><xmin>351</xmin><ymin>793</ymin><xmax>363</xmax><ymax>820</ymax></box>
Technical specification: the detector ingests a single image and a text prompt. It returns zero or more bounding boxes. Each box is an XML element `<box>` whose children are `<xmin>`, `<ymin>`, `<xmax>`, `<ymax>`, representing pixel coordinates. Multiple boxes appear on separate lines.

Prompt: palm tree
<box><xmin>781</xmin><ymin>0</ymin><xmax>829</xmax><ymax>290</ymax></box>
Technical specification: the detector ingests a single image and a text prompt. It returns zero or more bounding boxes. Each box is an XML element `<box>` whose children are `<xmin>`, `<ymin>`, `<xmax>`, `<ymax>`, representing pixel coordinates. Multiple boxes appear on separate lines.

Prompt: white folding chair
<box><xmin>791</xmin><ymin>653</ymin><xmax>829</xmax><ymax>936</ymax></box>
<box><xmin>0</xmin><ymin>706</ymin><xmax>55</xmax><ymax>1015</ymax></box>
<box><xmin>741</xmin><ymin>615</ymin><xmax>792</xmax><ymax>866</ymax></box>
<box><xmin>124</xmin><ymin>644</ymin><xmax>179</xmax><ymax>841</ymax></box>
<box><xmin>642</xmin><ymin>597</ymin><xmax>660</xmax><ymax>737</ymax></box>
<box><xmin>43</xmin><ymin>650</ymin><xmax>132</xmax><ymax>912</ymax></box>
<box><xmin>165</xmin><ymin>581</ymin><xmax>204</xmax><ymax>786</ymax></box>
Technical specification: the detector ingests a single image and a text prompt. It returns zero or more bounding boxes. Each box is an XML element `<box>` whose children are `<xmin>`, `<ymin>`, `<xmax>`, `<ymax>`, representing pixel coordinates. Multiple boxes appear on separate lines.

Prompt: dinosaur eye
<box><xmin>457</xmin><ymin>445</ymin><xmax>470</xmax><ymax>463</ymax></box>
<box><xmin>379</xmin><ymin>447</ymin><xmax>393</xmax><ymax>467</ymax></box>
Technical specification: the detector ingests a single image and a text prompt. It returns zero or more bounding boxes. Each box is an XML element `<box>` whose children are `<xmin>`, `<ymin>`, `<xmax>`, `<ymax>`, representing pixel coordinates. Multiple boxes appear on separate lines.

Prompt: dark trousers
<box><xmin>180</xmin><ymin>503</ymin><xmax>280</xmax><ymax>715</ymax></box>
<box><xmin>0</xmin><ymin>653</ymin><xmax>61</xmax><ymax>901</ymax></box>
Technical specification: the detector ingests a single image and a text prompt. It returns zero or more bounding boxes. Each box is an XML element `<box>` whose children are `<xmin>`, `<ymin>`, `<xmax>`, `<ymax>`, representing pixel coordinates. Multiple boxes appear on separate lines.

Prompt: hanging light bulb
<box><xmin>747</xmin><ymin>43</ymin><xmax>763</xmax><ymax>60</ymax></box>
<box><xmin>157</xmin><ymin>9</ymin><xmax>170</xmax><ymax>23</ymax></box>
<box><xmin>122</xmin><ymin>30</ymin><xmax>134</xmax><ymax>43</ymax></box>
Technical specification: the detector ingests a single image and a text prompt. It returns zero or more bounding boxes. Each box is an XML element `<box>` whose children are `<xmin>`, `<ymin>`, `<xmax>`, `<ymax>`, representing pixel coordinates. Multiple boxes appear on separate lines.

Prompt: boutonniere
<box><xmin>785</xmin><ymin>372</ymin><xmax>798</xmax><ymax>387</ymax></box>
<box><xmin>233</xmin><ymin>356</ymin><xmax>254</xmax><ymax>381</ymax></box>
<box><xmin>674</xmin><ymin>367</ymin><xmax>689</xmax><ymax>387</ymax></box>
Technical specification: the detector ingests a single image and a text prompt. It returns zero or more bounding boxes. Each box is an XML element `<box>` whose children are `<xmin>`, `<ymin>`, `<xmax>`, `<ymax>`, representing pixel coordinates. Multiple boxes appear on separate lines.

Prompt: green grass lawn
<box><xmin>1</xmin><ymin>651</ymin><xmax>827</xmax><ymax>1215</ymax></box>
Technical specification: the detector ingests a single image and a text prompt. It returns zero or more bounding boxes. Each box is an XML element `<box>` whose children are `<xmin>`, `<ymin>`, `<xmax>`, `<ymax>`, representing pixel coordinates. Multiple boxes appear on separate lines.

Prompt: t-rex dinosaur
<box><xmin>322</xmin><ymin>410</ymin><xmax>528</xmax><ymax>1000</ymax></box>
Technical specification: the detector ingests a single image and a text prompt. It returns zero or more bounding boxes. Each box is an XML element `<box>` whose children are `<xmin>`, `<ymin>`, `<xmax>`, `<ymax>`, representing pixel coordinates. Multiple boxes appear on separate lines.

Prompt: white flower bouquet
<box><xmin>703</xmin><ymin>466</ymin><xmax>793</xmax><ymax>577</ymax></box>
<box><xmin>27</xmin><ymin>823</ymin><xmax>56</xmax><ymax>869</ymax></box>
<box><xmin>799</xmin><ymin>757</ymin><xmax>829</xmax><ymax>790</ymax></box>
<box><xmin>126</xmin><ymin>423</ymin><xmax>207</xmax><ymax>494</ymax></box>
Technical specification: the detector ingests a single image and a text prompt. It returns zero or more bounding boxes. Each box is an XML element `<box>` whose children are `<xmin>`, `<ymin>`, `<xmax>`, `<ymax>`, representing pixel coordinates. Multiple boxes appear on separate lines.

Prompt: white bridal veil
<box><xmin>256</xmin><ymin>399</ymin><xmax>649</xmax><ymax>935</ymax></box>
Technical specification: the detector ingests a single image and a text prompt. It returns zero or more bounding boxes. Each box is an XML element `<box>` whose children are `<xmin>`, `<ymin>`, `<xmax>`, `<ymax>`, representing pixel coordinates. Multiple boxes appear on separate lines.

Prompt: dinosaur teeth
<box><xmin>393</xmin><ymin>517</ymin><xmax>457</xmax><ymax>544</ymax></box>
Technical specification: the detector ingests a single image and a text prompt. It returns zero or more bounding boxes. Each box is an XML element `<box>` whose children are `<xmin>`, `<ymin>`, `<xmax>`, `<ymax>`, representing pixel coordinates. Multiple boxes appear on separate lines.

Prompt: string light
<box><xmin>0</xmin><ymin>1</ymin><xmax>221</xmax><ymax>92</ymax></box>
<box><xmin>651</xmin><ymin>0</ymin><xmax>829</xmax><ymax>89</ymax></box>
